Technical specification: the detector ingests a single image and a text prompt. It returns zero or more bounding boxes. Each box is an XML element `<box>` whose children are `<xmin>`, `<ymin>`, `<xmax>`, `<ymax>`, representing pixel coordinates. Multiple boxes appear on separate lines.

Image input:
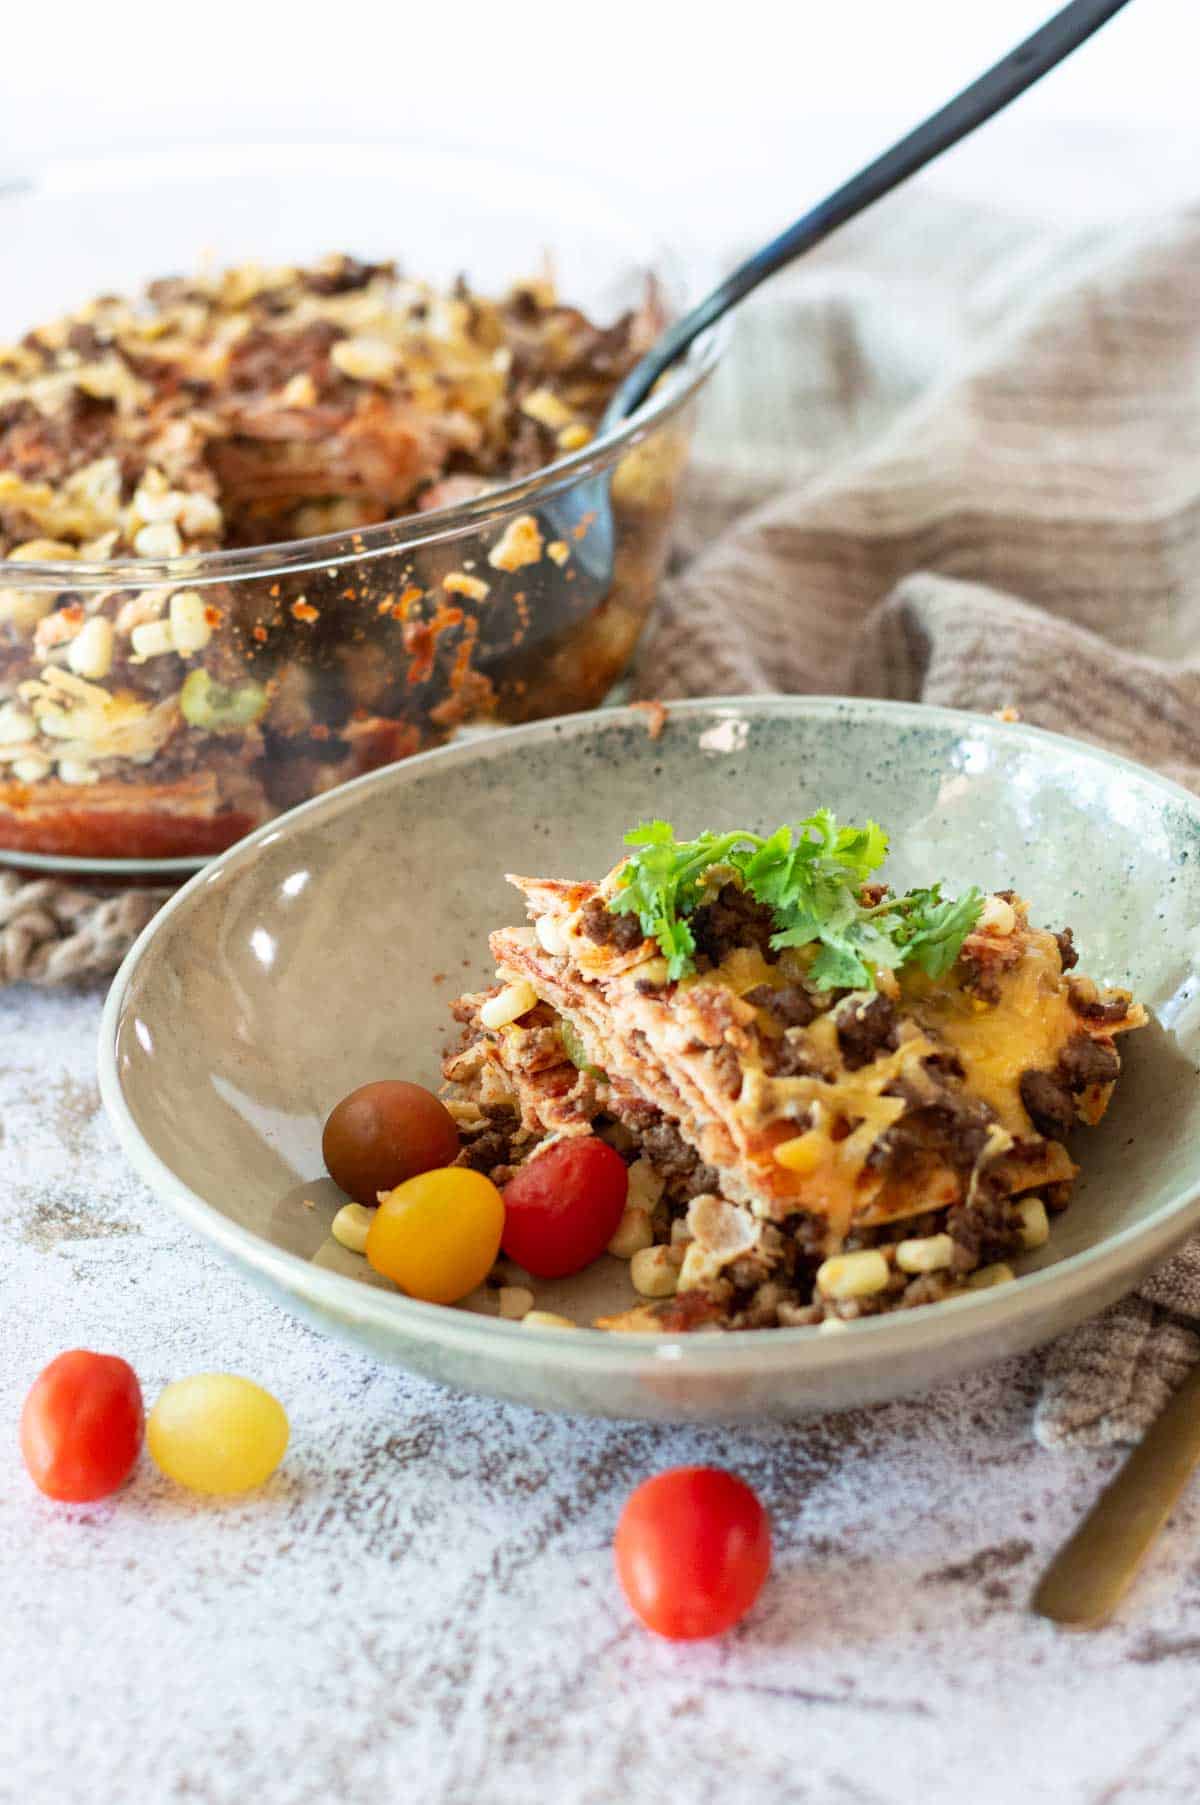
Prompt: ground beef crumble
<box><xmin>578</xmin><ymin>897</ymin><xmax>645</xmax><ymax>951</ymax></box>
<box><xmin>836</xmin><ymin>992</ymin><xmax>899</xmax><ymax>1071</ymax></box>
<box><xmin>1068</xmin><ymin>977</ymin><xmax>1134</xmax><ymax>1025</ymax></box>
<box><xmin>761</xmin><ymin>1035</ymin><xmax>819</xmax><ymax>1078</ymax></box>
<box><xmin>454</xmin><ymin>1110</ymin><xmax>521</xmax><ymax>1174</ymax></box>
<box><xmin>744</xmin><ymin>982</ymin><xmax>821</xmax><ymax>1028</ymax></box>
<box><xmin>1055</xmin><ymin>927</ymin><xmax>1079</xmax><ymax>971</ymax></box>
<box><xmin>1058</xmin><ymin>1032</ymin><xmax>1120</xmax><ymax>1091</ymax></box>
<box><xmin>1018</xmin><ymin>1067</ymin><xmax>1076</xmax><ymax>1141</ymax></box>
<box><xmin>636</xmin><ymin>1117</ymin><xmax>720</xmax><ymax>1200</ymax></box>
<box><xmin>947</xmin><ymin>1195</ymin><xmax>1023</xmax><ymax>1270</ymax></box>
<box><xmin>690</xmin><ymin>883</ymin><xmax>779</xmax><ymax>968</ymax></box>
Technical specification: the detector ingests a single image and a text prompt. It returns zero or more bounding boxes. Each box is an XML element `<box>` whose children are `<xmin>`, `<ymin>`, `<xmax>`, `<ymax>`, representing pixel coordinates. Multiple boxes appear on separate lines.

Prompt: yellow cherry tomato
<box><xmin>147</xmin><ymin>1374</ymin><xmax>289</xmax><ymax>1495</ymax></box>
<box><xmin>366</xmin><ymin>1166</ymin><xmax>504</xmax><ymax>1304</ymax></box>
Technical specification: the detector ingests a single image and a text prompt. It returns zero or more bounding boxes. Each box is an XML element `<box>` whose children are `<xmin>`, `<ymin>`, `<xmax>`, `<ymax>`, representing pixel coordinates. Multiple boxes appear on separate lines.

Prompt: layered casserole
<box><xmin>444</xmin><ymin>815</ymin><xmax>1146</xmax><ymax>1330</ymax></box>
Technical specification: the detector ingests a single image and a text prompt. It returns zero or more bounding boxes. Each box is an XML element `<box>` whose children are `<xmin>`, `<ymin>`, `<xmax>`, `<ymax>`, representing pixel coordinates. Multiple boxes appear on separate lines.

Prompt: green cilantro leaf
<box><xmin>897</xmin><ymin>886</ymin><xmax>985</xmax><ymax>979</ymax></box>
<box><xmin>607</xmin><ymin>812</ymin><xmax>983</xmax><ymax>990</ymax></box>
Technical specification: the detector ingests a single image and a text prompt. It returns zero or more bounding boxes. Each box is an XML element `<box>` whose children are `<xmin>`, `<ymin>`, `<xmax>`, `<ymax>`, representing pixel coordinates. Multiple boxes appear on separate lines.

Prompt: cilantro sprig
<box><xmin>608</xmin><ymin>811</ymin><xmax>982</xmax><ymax>989</ymax></box>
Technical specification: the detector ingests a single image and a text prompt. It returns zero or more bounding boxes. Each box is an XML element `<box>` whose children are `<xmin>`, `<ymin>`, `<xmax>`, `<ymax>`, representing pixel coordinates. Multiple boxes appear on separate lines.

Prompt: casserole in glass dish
<box><xmin>0</xmin><ymin>144</ymin><xmax>722</xmax><ymax>871</ymax></box>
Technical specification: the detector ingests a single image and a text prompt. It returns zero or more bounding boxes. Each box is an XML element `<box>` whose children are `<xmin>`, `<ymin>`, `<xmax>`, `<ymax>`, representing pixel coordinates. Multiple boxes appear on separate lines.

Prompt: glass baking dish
<box><xmin>0</xmin><ymin>143</ymin><xmax>723</xmax><ymax>874</ymax></box>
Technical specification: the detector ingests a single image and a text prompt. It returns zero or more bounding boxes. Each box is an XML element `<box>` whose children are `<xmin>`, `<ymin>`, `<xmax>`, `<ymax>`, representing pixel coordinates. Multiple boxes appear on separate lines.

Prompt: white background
<box><xmin>3</xmin><ymin>0</ymin><xmax>1197</xmax><ymax>247</ymax></box>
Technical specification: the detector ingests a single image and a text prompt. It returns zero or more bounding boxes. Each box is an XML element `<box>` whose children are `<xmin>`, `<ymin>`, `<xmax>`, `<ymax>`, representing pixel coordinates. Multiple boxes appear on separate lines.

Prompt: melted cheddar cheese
<box><xmin>903</xmin><ymin>929</ymin><xmax>1075</xmax><ymax>1135</ymax></box>
<box><xmin>485</xmin><ymin>880</ymin><xmax>1144</xmax><ymax>1268</ymax></box>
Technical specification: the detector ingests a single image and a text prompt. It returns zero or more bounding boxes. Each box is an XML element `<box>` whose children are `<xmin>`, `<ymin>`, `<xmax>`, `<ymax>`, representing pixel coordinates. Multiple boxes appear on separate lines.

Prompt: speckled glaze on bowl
<box><xmin>99</xmin><ymin>697</ymin><xmax>1200</xmax><ymax>1422</ymax></box>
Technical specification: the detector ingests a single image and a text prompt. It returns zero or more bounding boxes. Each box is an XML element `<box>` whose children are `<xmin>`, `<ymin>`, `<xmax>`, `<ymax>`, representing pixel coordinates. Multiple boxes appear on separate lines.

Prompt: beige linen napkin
<box><xmin>633</xmin><ymin>188</ymin><xmax>1200</xmax><ymax>1447</ymax></box>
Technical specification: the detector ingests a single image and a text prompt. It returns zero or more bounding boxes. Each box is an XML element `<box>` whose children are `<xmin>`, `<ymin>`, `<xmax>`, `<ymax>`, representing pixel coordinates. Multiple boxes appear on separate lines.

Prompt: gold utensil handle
<box><xmin>1033</xmin><ymin>1360</ymin><xmax>1200</xmax><ymax>1628</ymax></box>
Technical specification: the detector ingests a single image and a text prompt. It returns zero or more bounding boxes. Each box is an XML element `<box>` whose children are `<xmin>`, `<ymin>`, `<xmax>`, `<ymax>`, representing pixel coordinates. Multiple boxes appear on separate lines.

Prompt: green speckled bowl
<box><xmin>99</xmin><ymin>698</ymin><xmax>1200</xmax><ymax>1421</ymax></box>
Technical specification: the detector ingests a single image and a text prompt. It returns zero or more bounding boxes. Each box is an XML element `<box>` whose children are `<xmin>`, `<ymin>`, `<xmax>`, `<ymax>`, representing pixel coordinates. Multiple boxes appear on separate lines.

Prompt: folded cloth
<box><xmin>632</xmin><ymin>189</ymin><xmax>1200</xmax><ymax>1447</ymax></box>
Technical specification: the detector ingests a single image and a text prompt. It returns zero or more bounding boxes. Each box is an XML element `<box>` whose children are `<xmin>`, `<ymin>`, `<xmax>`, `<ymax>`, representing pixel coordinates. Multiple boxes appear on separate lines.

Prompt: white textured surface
<box><xmin>5</xmin><ymin>987</ymin><xmax>1200</xmax><ymax>1804</ymax></box>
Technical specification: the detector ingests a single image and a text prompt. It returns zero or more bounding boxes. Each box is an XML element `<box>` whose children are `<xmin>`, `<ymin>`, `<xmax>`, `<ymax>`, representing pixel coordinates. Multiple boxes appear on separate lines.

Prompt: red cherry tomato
<box><xmin>20</xmin><ymin>1350</ymin><xmax>145</xmax><ymax>1503</ymax></box>
<box><xmin>614</xmin><ymin>1466</ymin><xmax>771</xmax><ymax>1640</ymax></box>
<box><xmin>501</xmin><ymin>1137</ymin><xmax>628</xmax><ymax>1278</ymax></box>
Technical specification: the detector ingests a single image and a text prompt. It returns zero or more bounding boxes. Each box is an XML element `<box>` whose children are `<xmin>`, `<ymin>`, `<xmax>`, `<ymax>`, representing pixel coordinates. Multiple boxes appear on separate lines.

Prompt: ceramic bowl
<box><xmin>99</xmin><ymin>697</ymin><xmax>1200</xmax><ymax>1422</ymax></box>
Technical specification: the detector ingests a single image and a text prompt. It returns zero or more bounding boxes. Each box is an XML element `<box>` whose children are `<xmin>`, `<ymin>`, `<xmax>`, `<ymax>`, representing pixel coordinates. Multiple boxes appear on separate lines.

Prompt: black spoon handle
<box><xmin>604</xmin><ymin>0</ymin><xmax>1134</xmax><ymax>428</ymax></box>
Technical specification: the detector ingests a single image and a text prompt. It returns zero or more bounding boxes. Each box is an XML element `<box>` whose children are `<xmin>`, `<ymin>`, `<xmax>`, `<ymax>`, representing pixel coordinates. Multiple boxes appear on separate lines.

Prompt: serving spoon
<box><xmin>549</xmin><ymin>0</ymin><xmax>1134</xmax><ymax>585</ymax></box>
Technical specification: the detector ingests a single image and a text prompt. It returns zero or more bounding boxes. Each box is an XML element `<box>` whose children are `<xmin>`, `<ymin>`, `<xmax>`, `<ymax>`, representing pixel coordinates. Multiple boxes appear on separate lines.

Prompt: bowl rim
<box><xmin>97</xmin><ymin>693</ymin><xmax>1200</xmax><ymax>1376</ymax></box>
<box><xmin>1</xmin><ymin>138</ymin><xmax>727</xmax><ymax>592</ymax></box>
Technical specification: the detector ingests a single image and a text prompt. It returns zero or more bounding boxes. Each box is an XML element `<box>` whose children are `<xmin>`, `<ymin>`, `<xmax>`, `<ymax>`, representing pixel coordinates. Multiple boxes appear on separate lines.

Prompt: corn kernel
<box><xmin>607</xmin><ymin>1205</ymin><xmax>654</xmax><ymax>1260</ymax></box>
<box><xmin>178</xmin><ymin>492</ymin><xmax>223</xmax><ymax>538</ymax></box>
<box><xmin>498</xmin><ymin>1286</ymin><xmax>534</xmax><ymax>1320</ymax></box>
<box><xmin>488</xmin><ymin>514</ymin><xmax>544</xmax><ymax>573</ymax></box>
<box><xmin>895</xmin><ymin>1233</ymin><xmax>956</xmax><ymax>1274</ymax></box>
<box><xmin>1017</xmin><ymin>1196</ymin><xmax>1050</xmax><ymax>1250</ymax></box>
<box><xmin>816</xmin><ymin>1248</ymin><xmax>890</xmax><ymax>1301</ymax></box>
<box><xmin>0</xmin><ymin>703</ymin><xmax>35</xmax><ymax>744</ymax></box>
<box><xmin>134</xmin><ymin>521</ymin><xmax>183</xmax><ymax>559</ymax></box>
<box><xmin>56</xmin><ymin>757</ymin><xmax>99</xmax><ymax>786</ymax></box>
<box><xmin>774</xmin><ymin>1130</ymin><xmax>825</xmax><ymax>1174</ymax></box>
<box><xmin>534</xmin><ymin>915</ymin><xmax>567</xmax><ymax>956</ymax></box>
<box><xmin>133</xmin><ymin>483</ymin><xmax>184</xmax><ymax>524</ymax></box>
<box><xmin>0</xmin><ymin>590</ymin><xmax>53</xmax><ymax>633</ymax></box>
<box><xmin>169</xmin><ymin>590</ymin><xmax>212</xmax><ymax>656</ymax></box>
<box><xmin>520</xmin><ymin>387</ymin><xmax>574</xmax><ymax>430</ymax></box>
<box><xmin>66</xmin><ymin>616</ymin><xmax>114</xmax><ymax>680</ymax></box>
<box><xmin>115</xmin><ymin>590</ymin><xmax>169</xmax><ymax>633</ymax></box>
<box><xmin>331</xmin><ymin>1203</ymin><xmax>374</xmax><ymax>1253</ymax></box>
<box><xmin>10</xmin><ymin>538</ymin><xmax>77</xmax><ymax>561</ymax></box>
<box><xmin>480</xmin><ymin>980</ymin><xmax>538</xmax><ymax>1030</ymax></box>
<box><xmin>967</xmin><ymin>1262</ymin><xmax>1015</xmax><ymax>1290</ymax></box>
<box><xmin>280</xmin><ymin>372</ymin><xmax>317</xmax><ymax>408</ymax></box>
<box><xmin>676</xmin><ymin>1242</ymin><xmax>714</xmax><ymax>1293</ymax></box>
<box><xmin>557</xmin><ymin>425</ymin><xmax>592</xmax><ymax>452</ymax></box>
<box><xmin>130</xmin><ymin>619</ymin><xmax>176</xmax><ymax>660</ymax></box>
<box><xmin>33</xmin><ymin>707</ymin><xmax>77</xmax><ymax>742</ymax></box>
<box><xmin>442</xmin><ymin>571</ymin><xmax>491</xmax><ymax>601</ymax></box>
<box><xmin>978</xmin><ymin>895</ymin><xmax>1017</xmax><ymax>936</ymax></box>
<box><xmin>630</xmin><ymin>1245</ymin><xmax>681</xmax><ymax>1298</ymax></box>
<box><xmin>332</xmin><ymin>337</ymin><xmax>401</xmax><ymax>383</ymax></box>
<box><xmin>626</xmin><ymin>1157</ymin><xmax>664</xmax><ymax>1211</ymax></box>
<box><xmin>12</xmin><ymin>754</ymin><xmax>50</xmax><ymax>782</ymax></box>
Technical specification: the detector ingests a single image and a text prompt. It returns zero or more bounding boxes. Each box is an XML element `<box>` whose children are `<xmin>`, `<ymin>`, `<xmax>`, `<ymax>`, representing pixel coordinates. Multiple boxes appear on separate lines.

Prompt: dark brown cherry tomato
<box><xmin>501</xmin><ymin>1136</ymin><xmax>628</xmax><ymax>1279</ymax></box>
<box><xmin>322</xmin><ymin>1081</ymin><xmax>460</xmax><ymax>1205</ymax></box>
<box><xmin>20</xmin><ymin>1350</ymin><xmax>145</xmax><ymax>1503</ymax></box>
<box><xmin>614</xmin><ymin>1466</ymin><xmax>772</xmax><ymax>1639</ymax></box>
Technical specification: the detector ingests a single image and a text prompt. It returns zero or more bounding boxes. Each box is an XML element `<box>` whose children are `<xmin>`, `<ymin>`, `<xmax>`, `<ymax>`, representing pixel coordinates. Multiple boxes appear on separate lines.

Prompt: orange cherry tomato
<box><xmin>323</xmin><ymin>1080</ymin><xmax>460</xmax><ymax>1206</ymax></box>
<box><xmin>20</xmin><ymin>1350</ymin><xmax>144</xmax><ymax>1502</ymax></box>
<box><xmin>501</xmin><ymin>1137</ymin><xmax>628</xmax><ymax>1278</ymax></box>
<box><xmin>367</xmin><ymin>1166</ymin><xmax>504</xmax><ymax>1304</ymax></box>
<box><xmin>614</xmin><ymin>1466</ymin><xmax>772</xmax><ymax>1639</ymax></box>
